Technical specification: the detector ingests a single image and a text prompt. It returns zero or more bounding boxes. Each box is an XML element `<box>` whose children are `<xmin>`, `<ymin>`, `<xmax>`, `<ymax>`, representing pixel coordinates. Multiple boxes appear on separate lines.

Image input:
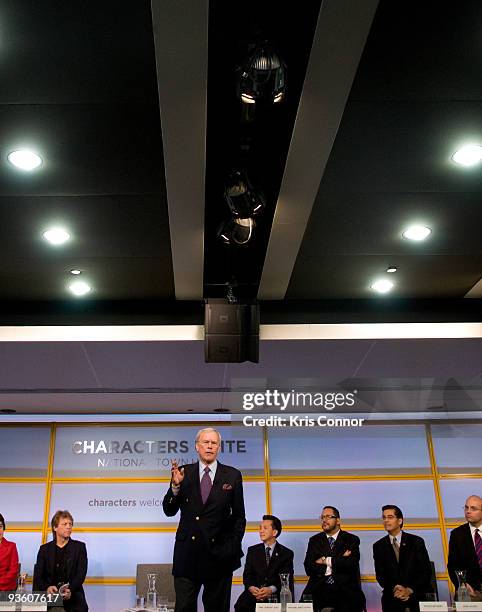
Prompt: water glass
<box><xmin>424</xmin><ymin>593</ymin><xmax>438</xmax><ymax>601</ymax></box>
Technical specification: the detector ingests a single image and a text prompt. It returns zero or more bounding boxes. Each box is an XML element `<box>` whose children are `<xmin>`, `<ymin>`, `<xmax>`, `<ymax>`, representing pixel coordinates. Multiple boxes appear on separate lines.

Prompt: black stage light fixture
<box><xmin>217</xmin><ymin>170</ymin><xmax>265</xmax><ymax>246</ymax></box>
<box><xmin>224</xmin><ymin>170</ymin><xmax>265</xmax><ymax>218</ymax></box>
<box><xmin>238</xmin><ymin>41</ymin><xmax>286</xmax><ymax>105</ymax></box>
<box><xmin>217</xmin><ymin>217</ymin><xmax>255</xmax><ymax>246</ymax></box>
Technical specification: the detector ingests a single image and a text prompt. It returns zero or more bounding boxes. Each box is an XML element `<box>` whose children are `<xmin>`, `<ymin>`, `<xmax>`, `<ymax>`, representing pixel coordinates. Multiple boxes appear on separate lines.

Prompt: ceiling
<box><xmin>0</xmin><ymin>0</ymin><xmax>480</xmax><ymax>414</ymax></box>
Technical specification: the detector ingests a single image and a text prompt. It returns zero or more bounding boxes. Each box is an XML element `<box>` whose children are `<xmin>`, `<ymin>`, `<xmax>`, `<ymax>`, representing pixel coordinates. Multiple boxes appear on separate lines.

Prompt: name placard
<box><xmin>287</xmin><ymin>604</ymin><xmax>314</xmax><ymax>610</ymax></box>
<box><xmin>0</xmin><ymin>605</ymin><xmax>47</xmax><ymax>611</ymax></box>
<box><xmin>256</xmin><ymin>605</ymin><xmax>281</xmax><ymax>611</ymax></box>
<box><xmin>455</xmin><ymin>603</ymin><xmax>482</xmax><ymax>611</ymax></box>
<box><xmin>419</xmin><ymin>603</ymin><xmax>448</xmax><ymax>611</ymax></box>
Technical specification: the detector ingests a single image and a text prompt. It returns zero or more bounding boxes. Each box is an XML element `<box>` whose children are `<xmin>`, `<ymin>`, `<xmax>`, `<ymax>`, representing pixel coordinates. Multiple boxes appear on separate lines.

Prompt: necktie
<box><xmin>392</xmin><ymin>537</ymin><xmax>400</xmax><ymax>562</ymax></box>
<box><xmin>265</xmin><ymin>546</ymin><xmax>271</xmax><ymax>567</ymax></box>
<box><xmin>200</xmin><ymin>466</ymin><xmax>212</xmax><ymax>504</ymax></box>
<box><xmin>326</xmin><ymin>536</ymin><xmax>335</xmax><ymax>584</ymax></box>
<box><xmin>475</xmin><ymin>529</ymin><xmax>482</xmax><ymax>570</ymax></box>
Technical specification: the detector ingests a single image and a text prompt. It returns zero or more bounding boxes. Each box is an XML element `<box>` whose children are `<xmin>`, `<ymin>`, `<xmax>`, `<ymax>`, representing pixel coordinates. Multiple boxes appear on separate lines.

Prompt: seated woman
<box><xmin>0</xmin><ymin>513</ymin><xmax>19</xmax><ymax>591</ymax></box>
<box><xmin>33</xmin><ymin>510</ymin><xmax>88</xmax><ymax>612</ymax></box>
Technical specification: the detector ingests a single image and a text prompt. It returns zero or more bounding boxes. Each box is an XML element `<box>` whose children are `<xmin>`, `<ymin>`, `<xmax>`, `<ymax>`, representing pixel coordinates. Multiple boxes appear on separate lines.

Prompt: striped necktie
<box><xmin>475</xmin><ymin>529</ymin><xmax>482</xmax><ymax>570</ymax></box>
<box><xmin>392</xmin><ymin>537</ymin><xmax>400</xmax><ymax>562</ymax></box>
<box><xmin>200</xmin><ymin>466</ymin><xmax>212</xmax><ymax>504</ymax></box>
<box><xmin>265</xmin><ymin>546</ymin><xmax>271</xmax><ymax>567</ymax></box>
<box><xmin>326</xmin><ymin>536</ymin><xmax>335</xmax><ymax>584</ymax></box>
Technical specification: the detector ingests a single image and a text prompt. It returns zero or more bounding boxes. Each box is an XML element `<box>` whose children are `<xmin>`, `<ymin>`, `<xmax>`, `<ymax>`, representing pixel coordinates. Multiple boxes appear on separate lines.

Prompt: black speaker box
<box><xmin>204</xmin><ymin>300</ymin><xmax>259</xmax><ymax>363</ymax></box>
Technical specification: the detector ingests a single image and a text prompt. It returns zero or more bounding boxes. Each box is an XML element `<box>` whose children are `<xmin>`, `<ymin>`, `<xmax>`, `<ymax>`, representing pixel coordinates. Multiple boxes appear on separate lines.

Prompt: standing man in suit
<box><xmin>162</xmin><ymin>427</ymin><xmax>246</xmax><ymax>612</ymax></box>
<box><xmin>448</xmin><ymin>495</ymin><xmax>482</xmax><ymax>601</ymax></box>
<box><xmin>373</xmin><ymin>504</ymin><xmax>431</xmax><ymax>612</ymax></box>
<box><xmin>33</xmin><ymin>510</ymin><xmax>88</xmax><ymax>612</ymax></box>
<box><xmin>235</xmin><ymin>514</ymin><xmax>294</xmax><ymax>611</ymax></box>
<box><xmin>302</xmin><ymin>506</ymin><xmax>365</xmax><ymax>612</ymax></box>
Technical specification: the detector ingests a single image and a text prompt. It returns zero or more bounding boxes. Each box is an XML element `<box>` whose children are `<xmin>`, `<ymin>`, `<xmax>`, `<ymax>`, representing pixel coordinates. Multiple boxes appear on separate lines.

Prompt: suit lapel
<box><xmin>319</xmin><ymin>532</ymin><xmax>330</xmax><ymax>555</ymax></box>
<box><xmin>189</xmin><ymin>462</ymin><xmax>204</xmax><ymax>509</ymax></box>
<box><xmin>462</xmin><ymin>523</ymin><xmax>479</xmax><ymax>565</ymax></box>
<box><xmin>271</xmin><ymin>542</ymin><xmax>281</xmax><ymax>565</ymax></box>
<box><xmin>47</xmin><ymin>541</ymin><xmax>56</xmax><ymax>579</ymax></box>
<box><xmin>385</xmin><ymin>534</ymin><xmax>399</xmax><ymax>566</ymax></box>
<box><xmin>398</xmin><ymin>532</ymin><xmax>410</xmax><ymax>569</ymax></box>
<box><xmin>332</xmin><ymin>530</ymin><xmax>345</xmax><ymax>556</ymax></box>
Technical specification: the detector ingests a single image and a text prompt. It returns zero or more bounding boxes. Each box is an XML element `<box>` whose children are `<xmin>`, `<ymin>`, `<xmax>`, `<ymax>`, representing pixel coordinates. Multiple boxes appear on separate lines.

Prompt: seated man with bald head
<box><xmin>448</xmin><ymin>495</ymin><xmax>482</xmax><ymax>601</ymax></box>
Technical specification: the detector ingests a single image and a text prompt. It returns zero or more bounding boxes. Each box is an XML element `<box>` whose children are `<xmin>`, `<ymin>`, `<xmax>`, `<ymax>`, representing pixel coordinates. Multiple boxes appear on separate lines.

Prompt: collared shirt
<box><xmin>264</xmin><ymin>541</ymin><xmax>277</xmax><ymax>594</ymax></box>
<box><xmin>53</xmin><ymin>539</ymin><xmax>72</xmax><ymax>588</ymax></box>
<box><xmin>171</xmin><ymin>460</ymin><xmax>218</xmax><ymax>495</ymax></box>
<box><xmin>325</xmin><ymin>529</ymin><xmax>341</xmax><ymax>575</ymax></box>
<box><xmin>469</xmin><ymin>523</ymin><xmax>482</xmax><ymax>546</ymax></box>
<box><xmin>391</xmin><ymin>531</ymin><xmax>403</xmax><ymax>547</ymax></box>
<box><xmin>199</xmin><ymin>460</ymin><xmax>217</xmax><ymax>483</ymax></box>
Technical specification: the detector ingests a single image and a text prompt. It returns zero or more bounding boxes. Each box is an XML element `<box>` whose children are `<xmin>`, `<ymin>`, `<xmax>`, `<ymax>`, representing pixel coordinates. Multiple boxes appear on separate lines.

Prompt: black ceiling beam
<box><xmin>0</xmin><ymin>298</ymin><xmax>480</xmax><ymax>326</ymax></box>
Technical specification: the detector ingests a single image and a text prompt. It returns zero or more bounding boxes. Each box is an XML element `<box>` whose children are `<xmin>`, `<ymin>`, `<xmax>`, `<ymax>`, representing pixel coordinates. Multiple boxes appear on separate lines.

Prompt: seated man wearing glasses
<box><xmin>302</xmin><ymin>506</ymin><xmax>365</xmax><ymax>612</ymax></box>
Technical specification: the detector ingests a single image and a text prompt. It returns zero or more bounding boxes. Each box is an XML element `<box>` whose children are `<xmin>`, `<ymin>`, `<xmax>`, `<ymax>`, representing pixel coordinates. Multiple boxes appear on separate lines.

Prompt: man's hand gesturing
<box><xmin>171</xmin><ymin>459</ymin><xmax>185</xmax><ymax>485</ymax></box>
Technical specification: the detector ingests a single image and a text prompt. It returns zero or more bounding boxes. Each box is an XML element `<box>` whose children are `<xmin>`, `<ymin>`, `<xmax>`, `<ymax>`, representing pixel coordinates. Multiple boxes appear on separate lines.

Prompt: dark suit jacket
<box><xmin>162</xmin><ymin>461</ymin><xmax>246</xmax><ymax>579</ymax></box>
<box><xmin>234</xmin><ymin>542</ymin><xmax>294</xmax><ymax>611</ymax></box>
<box><xmin>33</xmin><ymin>539</ymin><xmax>88</xmax><ymax>612</ymax></box>
<box><xmin>448</xmin><ymin>523</ymin><xmax>482</xmax><ymax>591</ymax></box>
<box><xmin>302</xmin><ymin>530</ymin><xmax>366</xmax><ymax>612</ymax></box>
<box><xmin>373</xmin><ymin>531</ymin><xmax>431</xmax><ymax>612</ymax></box>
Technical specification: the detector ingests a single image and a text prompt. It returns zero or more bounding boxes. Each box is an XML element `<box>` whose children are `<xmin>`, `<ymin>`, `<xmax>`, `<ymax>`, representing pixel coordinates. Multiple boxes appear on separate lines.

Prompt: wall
<box><xmin>1</xmin><ymin>420</ymin><xmax>481</xmax><ymax>610</ymax></box>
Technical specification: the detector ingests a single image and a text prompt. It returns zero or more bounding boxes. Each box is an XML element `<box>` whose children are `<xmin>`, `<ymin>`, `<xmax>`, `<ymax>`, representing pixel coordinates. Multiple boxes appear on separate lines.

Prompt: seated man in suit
<box><xmin>33</xmin><ymin>510</ymin><xmax>88</xmax><ymax>612</ymax></box>
<box><xmin>448</xmin><ymin>495</ymin><xmax>482</xmax><ymax>601</ymax></box>
<box><xmin>235</xmin><ymin>515</ymin><xmax>294</xmax><ymax>611</ymax></box>
<box><xmin>373</xmin><ymin>504</ymin><xmax>431</xmax><ymax>612</ymax></box>
<box><xmin>302</xmin><ymin>506</ymin><xmax>365</xmax><ymax>612</ymax></box>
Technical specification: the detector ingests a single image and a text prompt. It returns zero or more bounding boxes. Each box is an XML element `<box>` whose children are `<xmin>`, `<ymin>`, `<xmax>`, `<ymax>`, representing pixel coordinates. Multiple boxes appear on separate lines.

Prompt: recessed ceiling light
<box><xmin>42</xmin><ymin>228</ymin><xmax>71</xmax><ymax>245</ymax></box>
<box><xmin>70</xmin><ymin>269</ymin><xmax>82</xmax><ymax>275</ymax></box>
<box><xmin>452</xmin><ymin>144</ymin><xmax>482</xmax><ymax>167</ymax></box>
<box><xmin>8</xmin><ymin>149</ymin><xmax>43</xmax><ymax>171</ymax></box>
<box><xmin>386</xmin><ymin>266</ymin><xmax>397</xmax><ymax>273</ymax></box>
<box><xmin>68</xmin><ymin>280</ymin><xmax>91</xmax><ymax>297</ymax></box>
<box><xmin>371</xmin><ymin>279</ymin><xmax>394</xmax><ymax>294</ymax></box>
<box><xmin>402</xmin><ymin>225</ymin><xmax>431</xmax><ymax>241</ymax></box>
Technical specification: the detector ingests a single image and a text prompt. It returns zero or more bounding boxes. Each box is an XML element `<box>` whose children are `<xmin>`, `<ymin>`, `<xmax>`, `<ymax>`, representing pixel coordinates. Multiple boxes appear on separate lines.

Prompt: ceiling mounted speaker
<box><xmin>204</xmin><ymin>299</ymin><xmax>259</xmax><ymax>363</ymax></box>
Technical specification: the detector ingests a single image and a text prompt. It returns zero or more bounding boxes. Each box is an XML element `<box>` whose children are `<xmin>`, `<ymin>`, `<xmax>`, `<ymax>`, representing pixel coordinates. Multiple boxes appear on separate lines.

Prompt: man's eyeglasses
<box><xmin>464</xmin><ymin>505</ymin><xmax>482</xmax><ymax>512</ymax></box>
<box><xmin>321</xmin><ymin>515</ymin><xmax>337</xmax><ymax>520</ymax></box>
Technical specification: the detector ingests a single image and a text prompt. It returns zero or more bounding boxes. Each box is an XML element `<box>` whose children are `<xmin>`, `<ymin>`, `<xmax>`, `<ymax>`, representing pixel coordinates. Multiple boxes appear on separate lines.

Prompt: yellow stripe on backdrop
<box><xmin>0</xmin><ymin>419</ymin><xmax>479</xmax><ymax>593</ymax></box>
<box><xmin>41</xmin><ymin>424</ymin><xmax>57</xmax><ymax>544</ymax></box>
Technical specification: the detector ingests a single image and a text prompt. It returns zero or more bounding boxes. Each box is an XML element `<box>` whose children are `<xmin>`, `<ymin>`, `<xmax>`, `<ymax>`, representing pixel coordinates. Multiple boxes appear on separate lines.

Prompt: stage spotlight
<box><xmin>238</xmin><ymin>42</ymin><xmax>286</xmax><ymax>105</ymax></box>
<box><xmin>218</xmin><ymin>217</ymin><xmax>255</xmax><ymax>246</ymax></box>
<box><xmin>224</xmin><ymin>170</ymin><xmax>265</xmax><ymax>218</ymax></box>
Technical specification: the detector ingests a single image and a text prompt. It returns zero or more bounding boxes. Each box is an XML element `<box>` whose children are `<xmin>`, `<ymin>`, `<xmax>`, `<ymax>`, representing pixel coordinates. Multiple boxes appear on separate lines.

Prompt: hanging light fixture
<box><xmin>217</xmin><ymin>169</ymin><xmax>265</xmax><ymax>247</ymax></box>
<box><xmin>238</xmin><ymin>42</ymin><xmax>286</xmax><ymax>105</ymax></box>
<box><xmin>224</xmin><ymin>170</ymin><xmax>265</xmax><ymax>218</ymax></box>
<box><xmin>217</xmin><ymin>217</ymin><xmax>255</xmax><ymax>246</ymax></box>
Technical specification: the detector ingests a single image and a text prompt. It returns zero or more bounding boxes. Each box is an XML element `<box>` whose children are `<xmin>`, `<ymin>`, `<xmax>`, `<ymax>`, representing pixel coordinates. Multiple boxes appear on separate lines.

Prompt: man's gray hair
<box><xmin>195</xmin><ymin>427</ymin><xmax>222</xmax><ymax>443</ymax></box>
